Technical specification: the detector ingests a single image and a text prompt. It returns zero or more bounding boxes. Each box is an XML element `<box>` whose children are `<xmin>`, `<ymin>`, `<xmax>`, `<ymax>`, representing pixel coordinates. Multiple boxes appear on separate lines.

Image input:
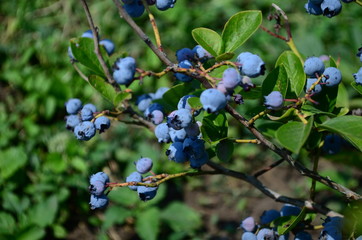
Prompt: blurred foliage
<box><xmin>0</xmin><ymin>0</ymin><xmax>361</xmax><ymax>239</ymax></box>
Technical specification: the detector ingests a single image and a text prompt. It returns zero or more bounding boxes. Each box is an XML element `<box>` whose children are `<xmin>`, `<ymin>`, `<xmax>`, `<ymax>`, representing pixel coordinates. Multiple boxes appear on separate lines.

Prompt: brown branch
<box><xmin>80</xmin><ymin>0</ymin><xmax>118</xmax><ymax>88</ymax></box>
<box><xmin>253</xmin><ymin>158</ymin><xmax>285</xmax><ymax>178</ymax></box>
<box><xmin>112</xmin><ymin>0</ymin><xmax>173</xmax><ymax>66</ymax></box>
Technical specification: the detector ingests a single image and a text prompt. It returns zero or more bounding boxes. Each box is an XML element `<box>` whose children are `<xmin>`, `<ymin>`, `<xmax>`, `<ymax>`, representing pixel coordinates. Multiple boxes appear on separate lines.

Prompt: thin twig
<box><xmin>253</xmin><ymin>158</ymin><xmax>285</xmax><ymax>178</ymax></box>
<box><xmin>72</xmin><ymin>62</ymin><xmax>89</xmax><ymax>81</ymax></box>
<box><xmin>141</xmin><ymin>0</ymin><xmax>163</xmax><ymax>50</ymax></box>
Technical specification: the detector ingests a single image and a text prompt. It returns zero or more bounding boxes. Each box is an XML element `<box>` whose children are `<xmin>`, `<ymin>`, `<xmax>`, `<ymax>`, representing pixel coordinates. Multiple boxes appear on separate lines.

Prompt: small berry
<box><xmin>169</xmin><ymin>127</ymin><xmax>187</xmax><ymax>142</ymax></box>
<box><xmin>167</xmin><ymin>109</ymin><xmax>193</xmax><ymax>130</ymax></box>
<box><xmin>323</xmin><ymin>134</ymin><xmax>342</xmax><ymax>154</ymax></box>
<box><xmin>264</xmin><ymin>91</ymin><xmax>283</xmax><ymax>110</ymax></box>
<box><xmin>94</xmin><ymin>116</ymin><xmax>111</xmax><ymax>133</ymax></box>
<box><xmin>322</xmin><ymin>67</ymin><xmax>342</xmax><ymax>87</ymax></box>
<box><xmin>240</xmin><ymin>216</ymin><xmax>256</xmax><ymax>232</ymax></box>
<box><xmin>74</xmin><ymin>121</ymin><xmax>96</xmax><ymax>140</ymax></box>
<box><xmin>113</xmin><ymin>57</ymin><xmax>136</xmax><ymax>85</ymax></box>
<box><xmin>100</xmin><ymin>39</ymin><xmax>115</xmax><ymax>55</ymax></box>
<box><xmin>153</xmin><ymin>87</ymin><xmax>169</xmax><ymax>100</ymax></box>
<box><xmin>306</xmin><ymin>78</ymin><xmax>322</xmax><ymax>94</ymax></box>
<box><xmin>154</xmin><ymin>123</ymin><xmax>171</xmax><ymax>143</ymax></box>
<box><xmin>236</xmin><ymin>52</ymin><xmax>265</xmax><ymax>78</ymax></box>
<box><xmin>149</xmin><ymin>110</ymin><xmax>164</xmax><ymax>125</ymax></box>
<box><xmin>137</xmin><ymin>182</ymin><xmax>158</xmax><ymax>201</ymax></box>
<box><xmin>176</xmin><ymin>48</ymin><xmax>194</xmax><ymax>62</ymax></box>
<box><xmin>81</xmin><ymin>30</ymin><xmax>93</xmax><ymax>39</ymax></box>
<box><xmin>126</xmin><ymin>171</ymin><xmax>143</xmax><ymax>191</ymax></box>
<box><xmin>166</xmin><ymin>142</ymin><xmax>188</xmax><ymax>163</ymax></box>
<box><xmin>175</xmin><ymin>60</ymin><xmax>193</xmax><ymax>82</ymax></box>
<box><xmin>304</xmin><ymin>56</ymin><xmax>325</xmax><ymax>77</ymax></box>
<box><xmin>280</xmin><ymin>204</ymin><xmax>301</xmax><ymax>217</ymax></box>
<box><xmin>305</xmin><ymin>1</ymin><xmax>323</xmax><ymax>15</ymax></box>
<box><xmin>80</xmin><ymin>107</ymin><xmax>94</xmax><ymax>121</ymax></box>
<box><xmin>136</xmin><ymin>94</ymin><xmax>153</xmax><ymax>112</ymax></box>
<box><xmin>144</xmin><ymin>103</ymin><xmax>164</xmax><ymax>117</ymax></box>
<box><xmin>83</xmin><ymin>103</ymin><xmax>97</xmax><ymax>113</ymax></box>
<box><xmin>353</xmin><ymin>67</ymin><xmax>362</xmax><ymax>85</ymax></box>
<box><xmin>321</xmin><ymin>0</ymin><xmax>342</xmax><ymax>18</ymax></box>
<box><xmin>135</xmin><ymin>157</ymin><xmax>153</xmax><ymax>174</ymax></box>
<box><xmin>200</xmin><ymin>89</ymin><xmax>227</xmax><ymax>113</ymax></box>
<box><xmin>260</xmin><ymin>209</ymin><xmax>280</xmax><ymax>225</ymax></box>
<box><xmin>256</xmin><ymin>228</ymin><xmax>276</xmax><ymax>240</ymax></box>
<box><xmin>65</xmin><ymin>98</ymin><xmax>82</xmax><ymax>114</ymax></box>
<box><xmin>156</xmin><ymin>0</ymin><xmax>176</xmax><ymax>11</ymax></box>
<box><xmin>65</xmin><ymin>115</ymin><xmax>81</xmax><ymax>130</ymax></box>
<box><xmin>222</xmin><ymin>68</ymin><xmax>241</xmax><ymax>90</ymax></box>
<box><xmin>90</xmin><ymin>194</ymin><xmax>109</xmax><ymax>210</ymax></box>
<box><xmin>241</xmin><ymin>232</ymin><xmax>257</xmax><ymax>240</ymax></box>
<box><xmin>124</xmin><ymin>0</ymin><xmax>145</xmax><ymax>18</ymax></box>
<box><xmin>192</xmin><ymin>45</ymin><xmax>212</xmax><ymax>61</ymax></box>
<box><xmin>89</xmin><ymin>172</ymin><xmax>110</xmax><ymax>196</ymax></box>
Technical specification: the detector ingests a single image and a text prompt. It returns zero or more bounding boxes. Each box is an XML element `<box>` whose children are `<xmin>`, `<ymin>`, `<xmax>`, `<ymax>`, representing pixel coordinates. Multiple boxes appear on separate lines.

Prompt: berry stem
<box><xmin>286</xmin><ymin>38</ymin><xmax>304</xmax><ymax>64</ymax></box>
<box><xmin>141</xmin><ymin>0</ymin><xmax>163</xmax><ymax>51</ymax></box>
<box><xmin>248</xmin><ymin>109</ymin><xmax>271</xmax><ymax>125</ymax></box>
<box><xmin>234</xmin><ymin>139</ymin><xmax>261</xmax><ymax>144</ymax></box>
<box><xmin>296</xmin><ymin>110</ymin><xmax>308</xmax><ymax>125</ymax></box>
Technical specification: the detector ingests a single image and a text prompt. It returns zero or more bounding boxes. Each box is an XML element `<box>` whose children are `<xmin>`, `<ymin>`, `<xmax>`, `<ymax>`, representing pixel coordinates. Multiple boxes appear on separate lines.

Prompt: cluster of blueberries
<box><xmin>89</xmin><ymin>157</ymin><xmax>157</xmax><ymax>209</ymax></box>
<box><xmin>65</xmin><ymin>98</ymin><xmax>111</xmax><ymax>140</ymax></box>
<box><xmin>303</xmin><ymin>56</ymin><xmax>342</xmax><ymax>94</ymax></box>
<box><xmin>304</xmin><ymin>0</ymin><xmax>355</xmax><ymax>18</ymax></box>
<box><xmin>122</xmin><ymin>0</ymin><xmax>176</xmax><ymax>18</ymax></box>
<box><xmin>353</xmin><ymin>47</ymin><xmax>362</xmax><ymax>85</ymax></box>
<box><xmin>68</xmin><ymin>30</ymin><xmax>115</xmax><ymax>61</ymax></box>
<box><xmin>240</xmin><ymin>204</ymin><xmax>347</xmax><ymax>240</ymax></box>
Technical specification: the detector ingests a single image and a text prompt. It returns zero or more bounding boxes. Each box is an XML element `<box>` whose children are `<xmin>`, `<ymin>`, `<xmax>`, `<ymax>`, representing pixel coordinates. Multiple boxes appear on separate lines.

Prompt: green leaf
<box><xmin>351</xmin><ymin>81</ymin><xmax>362</xmax><ymax>95</ymax></box>
<box><xmin>187</xmin><ymin>97</ymin><xmax>203</xmax><ymax>111</ymax></box>
<box><xmin>267</xmin><ymin>108</ymin><xmax>295</xmax><ymax>121</ymax></box>
<box><xmin>312</xmin><ymin>83</ymin><xmax>338</xmax><ymax>112</ymax></box>
<box><xmin>135</xmin><ymin>207</ymin><xmax>160</xmax><ymax>240</ymax></box>
<box><xmin>301</xmin><ymin>104</ymin><xmax>336</xmax><ymax>117</ymax></box>
<box><xmin>318</xmin><ymin>115</ymin><xmax>362</xmax><ymax>151</ymax></box>
<box><xmin>201</xmin><ymin>112</ymin><xmax>228</xmax><ymax>142</ymax></box>
<box><xmin>0</xmin><ymin>213</ymin><xmax>15</xmax><ymax>234</ymax></box>
<box><xmin>70</xmin><ymin>37</ymin><xmax>109</xmax><ymax>77</ymax></box>
<box><xmin>276</xmin><ymin>117</ymin><xmax>313</xmax><ymax>153</ymax></box>
<box><xmin>273</xmin><ymin>207</ymin><xmax>306</xmax><ymax>235</ymax></box>
<box><xmin>215</xmin><ymin>52</ymin><xmax>235</xmax><ymax>62</ymax></box>
<box><xmin>216</xmin><ymin>139</ymin><xmax>234</xmax><ymax>162</ymax></box>
<box><xmin>89</xmin><ymin>75</ymin><xmax>117</xmax><ymax>103</ymax></box>
<box><xmin>161</xmin><ymin>202</ymin><xmax>202</xmax><ymax>232</ymax></box>
<box><xmin>262</xmin><ymin>65</ymin><xmax>288</xmax><ymax>97</ymax></box>
<box><xmin>275</xmin><ymin>51</ymin><xmax>305</xmax><ymax>96</ymax></box>
<box><xmin>221</xmin><ymin>10</ymin><xmax>262</xmax><ymax>53</ymax></box>
<box><xmin>192</xmin><ymin>28</ymin><xmax>222</xmax><ymax>56</ymax></box>
<box><xmin>31</xmin><ymin>195</ymin><xmax>58</xmax><ymax>227</ymax></box>
<box><xmin>162</xmin><ymin>83</ymin><xmax>194</xmax><ymax>109</ymax></box>
<box><xmin>113</xmin><ymin>91</ymin><xmax>132</xmax><ymax>108</ymax></box>
<box><xmin>103</xmin><ymin>206</ymin><xmax>132</xmax><ymax>229</ymax></box>
<box><xmin>240</xmin><ymin>86</ymin><xmax>262</xmax><ymax>99</ymax></box>
<box><xmin>17</xmin><ymin>227</ymin><xmax>45</xmax><ymax>240</ymax></box>
<box><xmin>0</xmin><ymin>147</ymin><xmax>27</xmax><ymax>179</ymax></box>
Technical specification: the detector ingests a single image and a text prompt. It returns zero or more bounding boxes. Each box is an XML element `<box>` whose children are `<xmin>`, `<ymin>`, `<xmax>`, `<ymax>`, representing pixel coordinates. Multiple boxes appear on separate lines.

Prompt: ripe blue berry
<box><xmin>256</xmin><ymin>228</ymin><xmax>276</xmax><ymax>240</ymax></box>
<box><xmin>94</xmin><ymin>116</ymin><xmax>111</xmax><ymax>133</ymax></box>
<box><xmin>126</xmin><ymin>171</ymin><xmax>143</xmax><ymax>191</ymax></box>
<box><xmin>135</xmin><ymin>157</ymin><xmax>153</xmax><ymax>174</ymax></box>
<box><xmin>222</xmin><ymin>68</ymin><xmax>241</xmax><ymax>90</ymax></box>
<box><xmin>240</xmin><ymin>216</ymin><xmax>256</xmax><ymax>232</ymax></box>
<box><xmin>153</xmin><ymin>87</ymin><xmax>169</xmax><ymax>100</ymax></box>
<box><xmin>305</xmin><ymin>1</ymin><xmax>323</xmax><ymax>15</ymax></box>
<box><xmin>124</xmin><ymin>0</ymin><xmax>145</xmax><ymax>18</ymax></box>
<box><xmin>322</xmin><ymin>67</ymin><xmax>342</xmax><ymax>87</ymax></box>
<box><xmin>323</xmin><ymin>134</ymin><xmax>342</xmax><ymax>154</ymax></box>
<box><xmin>166</xmin><ymin>142</ymin><xmax>188</xmax><ymax>163</ymax></box>
<box><xmin>81</xmin><ymin>30</ymin><xmax>93</xmax><ymax>39</ymax></box>
<box><xmin>321</xmin><ymin>0</ymin><xmax>342</xmax><ymax>18</ymax></box>
<box><xmin>357</xmin><ymin>47</ymin><xmax>362</xmax><ymax>62</ymax></box>
<box><xmin>192</xmin><ymin>45</ymin><xmax>212</xmax><ymax>61</ymax></box>
<box><xmin>167</xmin><ymin>109</ymin><xmax>193</xmax><ymax>130</ymax></box>
<box><xmin>264</xmin><ymin>91</ymin><xmax>283</xmax><ymax>110</ymax></box>
<box><xmin>280</xmin><ymin>204</ymin><xmax>301</xmax><ymax>217</ymax></box>
<box><xmin>90</xmin><ymin>194</ymin><xmax>109</xmax><ymax>210</ymax></box>
<box><xmin>241</xmin><ymin>232</ymin><xmax>257</xmax><ymax>240</ymax></box>
<box><xmin>169</xmin><ymin>127</ymin><xmax>187</xmax><ymax>142</ymax></box>
<box><xmin>89</xmin><ymin>172</ymin><xmax>110</xmax><ymax>196</ymax></box>
<box><xmin>176</xmin><ymin>48</ymin><xmax>194</xmax><ymax>62</ymax></box>
<box><xmin>260</xmin><ymin>209</ymin><xmax>281</xmax><ymax>225</ymax></box>
<box><xmin>136</xmin><ymin>94</ymin><xmax>153</xmax><ymax>112</ymax></box>
<box><xmin>175</xmin><ymin>60</ymin><xmax>193</xmax><ymax>82</ymax></box>
<box><xmin>236</xmin><ymin>52</ymin><xmax>265</xmax><ymax>78</ymax></box>
<box><xmin>184</xmin><ymin>122</ymin><xmax>201</xmax><ymax>138</ymax></box>
<box><xmin>183</xmin><ymin>138</ymin><xmax>206</xmax><ymax>159</ymax></box>
<box><xmin>189</xmin><ymin>151</ymin><xmax>208</xmax><ymax>169</ymax></box>
<box><xmin>80</xmin><ymin>107</ymin><xmax>94</xmax><ymax>121</ymax></box>
<box><xmin>113</xmin><ymin>57</ymin><xmax>136</xmax><ymax>85</ymax></box>
<box><xmin>200</xmin><ymin>89</ymin><xmax>227</xmax><ymax>113</ymax></box>
<box><xmin>74</xmin><ymin>121</ymin><xmax>96</xmax><ymax>140</ymax></box>
<box><xmin>65</xmin><ymin>115</ymin><xmax>81</xmax><ymax>130</ymax></box>
<box><xmin>304</xmin><ymin>56</ymin><xmax>325</xmax><ymax>77</ymax></box>
<box><xmin>65</xmin><ymin>98</ymin><xmax>82</xmax><ymax>114</ymax></box>
<box><xmin>83</xmin><ymin>103</ymin><xmax>97</xmax><ymax>113</ymax></box>
<box><xmin>156</xmin><ymin>0</ymin><xmax>176</xmax><ymax>11</ymax></box>
<box><xmin>149</xmin><ymin>110</ymin><xmax>164</xmax><ymax>125</ymax></box>
<box><xmin>154</xmin><ymin>123</ymin><xmax>171</xmax><ymax>143</ymax></box>
<box><xmin>353</xmin><ymin>67</ymin><xmax>362</xmax><ymax>85</ymax></box>
<box><xmin>144</xmin><ymin>103</ymin><xmax>164</xmax><ymax>117</ymax></box>
<box><xmin>100</xmin><ymin>39</ymin><xmax>115</xmax><ymax>55</ymax></box>
<box><xmin>295</xmin><ymin>231</ymin><xmax>312</xmax><ymax>240</ymax></box>
<box><xmin>320</xmin><ymin>225</ymin><xmax>342</xmax><ymax>240</ymax></box>
<box><xmin>306</xmin><ymin>78</ymin><xmax>322</xmax><ymax>94</ymax></box>
<box><xmin>137</xmin><ymin>182</ymin><xmax>158</xmax><ymax>201</ymax></box>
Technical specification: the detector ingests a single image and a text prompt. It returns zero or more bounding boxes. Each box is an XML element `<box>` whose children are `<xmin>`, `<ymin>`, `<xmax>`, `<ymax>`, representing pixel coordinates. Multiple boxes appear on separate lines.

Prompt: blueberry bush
<box><xmin>1</xmin><ymin>0</ymin><xmax>362</xmax><ymax>239</ymax></box>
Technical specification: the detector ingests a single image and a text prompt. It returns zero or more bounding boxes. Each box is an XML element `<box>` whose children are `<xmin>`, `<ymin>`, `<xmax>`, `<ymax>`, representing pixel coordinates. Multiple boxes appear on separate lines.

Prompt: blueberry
<box><xmin>83</xmin><ymin>103</ymin><xmax>97</xmax><ymax>113</ymax></box>
<box><xmin>124</xmin><ymin>0</ymin><xmax>145</xmax><ymax>18</ymax></box>
<box><xmin>126</xmin><ymin>171</ymin><xmax>143</xmax><ymax>191</ymax></box>
<box><xmin>306</xmin><ymin>78</ymin><xmax>323</xmax><ymax>94</ymax></box>
<box><xmin>68</xmin><ymin>46</ymin><xmax>76</xmax><ymax>61</ymax></box>
<box><xmin>200</xmin><ymin>89</ymin><xmax>227</xmax><ymax>113</ymax></box>
<box><xmin>216</xmin><ymin>81</ymin><xmax>232</xmax><ymax>95</ymax></box>
<box><xmin>357</xmin><ymin>47</ymin><xmax>362</xmax><ymax>62</ymax></box>
<box><xmin>183</xmin><ymin>138</ymin><xmax>206</xmax><ymax>159</ymax></box>
<box><xmin>153</xmin><ymin>87</ymin><xmax>170</xmax><ymax>100</ymax></box>
<box><xmin>167</xmin><ymin>109</ymin><xmax>193</xmax><ymax>130</ymax></box>
<box><xmin>144</xmin><ymin>103</ymin><xmax>164</xmax><ymax>117</ymax></box>
<box><xmin>189</xmin><ymin>151</ymin><xmax>208</xmax><ymax>169</ymax></box>
<box><xmin>321</xmin><ymin>0</ymin><xmax>342</xmax><ymax>18</ymax></box>
<box><xmin>241</xmin><ymin>232</ymin><xmax>257</xmax><ymax>240</ymax></box>
<box><xmin>176</xmin><ymin>48</ymin><xmax>194</xmax><ymax>62</ymax></box>
<box><xmin>280</xmin><ymin>204</ymin><xmax>301</xmax><ymax>217</ymax></box>
<box><xmin>90</xmin><ymin>194</ymin><xmax>109</xmax><ymax>210</ymax></box>
<box><xmin>323</xmin><ymin>134</ymin><xmax>342</xmax><ymax>154</ymax></box>
<box><xmin>94</xmin><ymin>116</ymin><xmax>111</xmax><ymax>133</ymax></box>
<box><xmin>240</xmin><ymin>216</ymin><xmax>256</xmax><ymax>232</ymax></box>
<box><xmin>65</xmin><ymin>114</ymin><xmax>81</xmax><ymax>130</ymax></box>
<box><xmin>166</xmin><ymin>142</ymin><xmax>188</xmax><ymax>163</ymax></box>
<box><xmin>137</xmin><ymin>182</ymin><xmax>158</xmax><ymax>201</ymax></box>
<box><xmin>304</xmin><ymin>56</ymin><xmax>325</xmax><ymax>77</ymax></box>
<box><xmin>89</xmin><ymin>172</ymin><xmax>110</xmax><ymax>196</ymax></box>
<box><xmin>295</xmin><ymin>231</ymin><xmax>312</xmax><ymax>240</ymax></box>
<box><xmin>192</xmin><ymin>45</ymin><xmax>212</xmax><ymax>61</ymax></box>
<box><xmin>149</xmin><ymin>110</ymin><xmax>164</xmax><ymax>125</ymax></box>
<box><xmin>184</xmin><ymin>122</ymin><xmax>201</xmax><ymax>138</ymax></box>
<box><xmin>236</xmin><ymin>52</ymin><xmax>265</xmax><ymax>78</ymax></box>
<box><xmin>100</xmin><ymin>39</ymin><xmax>115</xmax><ymax>55</ymax></box>
<box><xmin>65</xmin><ymin>98</ymin><xmax>82</xmax><ymax>114</ymax></box>
<box><xmin>177</xmin><ymin>95</ymin><xmax>201</xmax><ymax>116</ymax></box>
<box><xmin>240</xmin><ymin>76</ymin><xmax>256</xmax><ymax>92</ymax></box>
<box><xmin>80</xmin><ymin>107</ymin><xmax>94</xmax><ymax>121</ymax></box>
<box><xmin>136</xmin><ymin>94</ymin><xmax>153</xmax><ymax>112</ymax></box>
<box><xmin>169</xmin><ymin>127</ymin><xmax>187</xmax><ymax>142</ymax></box>
<box><xmin>222</xmin><ymin>68</ymin><xmax>241</xmax><ymax>90</ymax></box>
<box><xmin>319</xmin><ymin>225</ymin><xmax>342</xmax><ymax>240</ymax></box>
<box><xmin>260</xmin><ymin>209</ymin><xmax>280</xmax><ymax>225</ymax></box>
<box><xmin>256</xmin><ymin>228</ymin><xmax>276</xmax><ymax>240</ymax></box>
<box><xmin>305</xmin><ymin>1</ymin><xmax>323</xmax><ymax>15</ymax></box>
<box><xmin>353</xmin><ymin>67</ymin><xmax>362</xmax><ymax>85</ymax></box>
<box><xmin>175</xmin><ymin>60</ymin><xmax>193</xmax><ymax>82</ymax></box>
<box><xmin>74</xmin><ymin>121</ymin><xmax>96</xmax><ymax>140</ymax></box>
<box><xmin>156</xmin><ymin>0</ymin><xmax>176</xmax><ymax>11</ymax></box>
<box><xmin>81</xmin><ymin>30</ymin><xmax>94</xmax><ymax>38</ymax></box>
<box><xmin>135</xmin><ymin>157</ymin><xmax>153</xmax><ymax>174</ymax></box>
<box><xmin>113</xmin><ymin>57</ymin><xmax>136</xmax><ymax>85</ymax></box>
<box><xmin>322</xmin><ymin>67</ymin><xmax>342</xmax><ymax>87</ymax></box>
<box><xmin>264</xmin><ymin>91</ymin><xmax>283</xmax><ymax>110</ymax></box>
<box><xmin>154</xmin><ymin>123</ymin><xmax>171</xmax><ymax>143</ymax></box>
